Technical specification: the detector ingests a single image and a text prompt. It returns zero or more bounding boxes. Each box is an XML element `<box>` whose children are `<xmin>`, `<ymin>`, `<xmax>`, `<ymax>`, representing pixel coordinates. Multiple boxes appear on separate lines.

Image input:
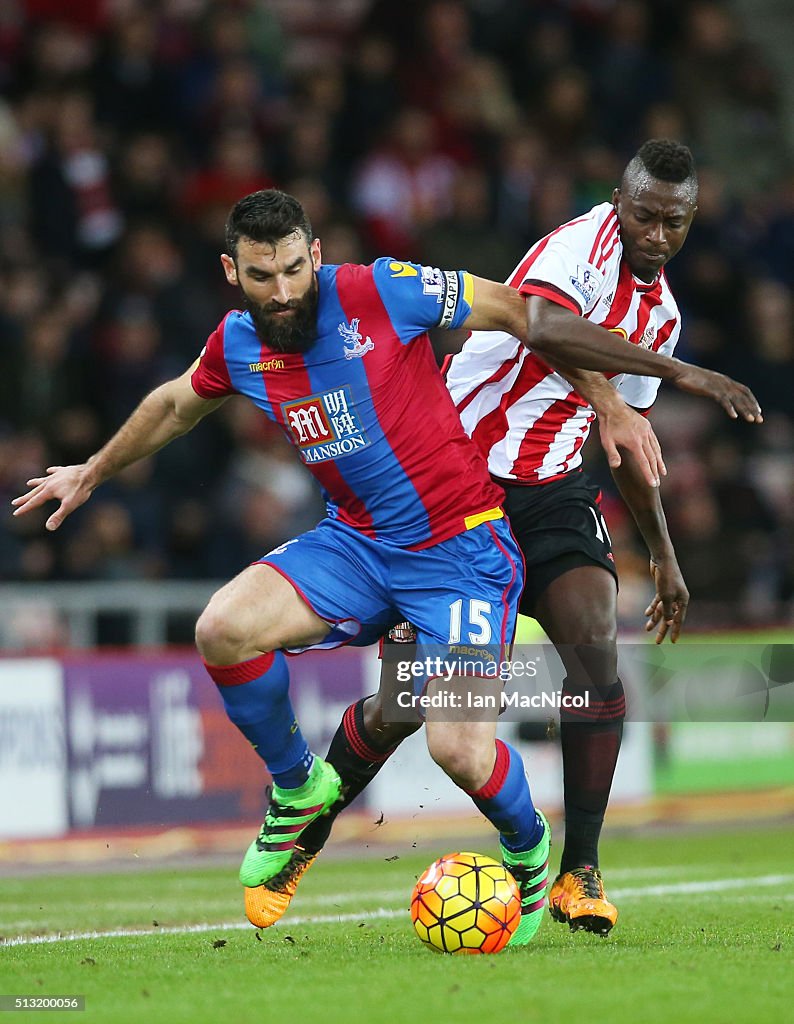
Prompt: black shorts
<box><xmin>499</xmin><ymin>472</ymin><xmax>618</xmax><ymax>616</ymax></box>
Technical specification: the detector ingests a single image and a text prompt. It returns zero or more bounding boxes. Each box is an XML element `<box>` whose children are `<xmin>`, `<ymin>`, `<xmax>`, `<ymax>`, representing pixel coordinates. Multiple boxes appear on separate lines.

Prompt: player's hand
<box><xmin>645</xmin><ymin>557</ymin><xmax>689</xmax><ymax>644</ymax></box>
<box><xmin>598</xmin><ymin>403</ymin><xmax>665</xmax><ymax>488</ymax></box>
<box><xmin>11</xmin><ymin>464</ymin><xmax>95</xmax><ymax>531</ymax></box>
<box><xmin>670</xmin><ymin>363</ymin><xmax>763</xmax><ymax>423</ymax></box>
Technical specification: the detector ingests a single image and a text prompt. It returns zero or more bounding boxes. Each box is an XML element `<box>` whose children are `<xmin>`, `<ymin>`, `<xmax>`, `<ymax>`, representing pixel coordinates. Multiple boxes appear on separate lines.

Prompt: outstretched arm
<box><xmin>611</xmin><ymin>452</ymin><xmax>689</xmax><ymax>643</ymax></box>
<box><xmin>462</xmin><ymin>279</ymin><xmax>761</xmax><ymax>422</ymax></box>
<box><xmin>552</xmin><ymin>362</ymin><xmax>666</xmax><ymax>488</ymax></box>
<box><xmin>460</xmin><ymin>278</ymin><xmax>666</xmax><ymax>487</ymax></box>
<box><xmin>526</xmin><ymin>297</ymin><xmax>763</xmax><ymax>423</ymax></box>
<box><xmin>12</xmin><ymin>367</ymin><xmax>227</xmax><ymax>531</ymax></box>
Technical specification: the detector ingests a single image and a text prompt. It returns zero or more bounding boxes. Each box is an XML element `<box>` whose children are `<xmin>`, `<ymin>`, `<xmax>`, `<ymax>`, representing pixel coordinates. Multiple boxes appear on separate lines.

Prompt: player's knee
<box><xmin>195</xmin><ymin>599</ymin><xmax>254</xmax><ymax>664</ymax></box>
<box><xmin>195</xmin><ymin>605</ymin><xmax>231</xmax><ymax>663</ymax></box>
<box><xmin>562</xmin><ymin>616</ymin><xmax>618</xmax><ymax>681</ymax></box>
<box><xmin>566</xmin><ymin>613</ymin><xmax>617</xmax><ymax>648</ymax></box>
<box><xmin>426</xmin><ymin>731</ymin><xmax>493</xmax><ymax>791</ymax></box>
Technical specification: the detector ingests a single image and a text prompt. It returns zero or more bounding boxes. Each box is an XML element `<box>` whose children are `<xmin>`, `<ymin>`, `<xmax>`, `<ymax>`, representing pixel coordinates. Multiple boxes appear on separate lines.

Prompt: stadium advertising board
<box><xmin>0</xmin><ymin>659</ymin><xmax>68</xmax><ymax>838</ymax></box>
<box><xmin>58</xmin><ymin>650</ymin><xmax>366</xmax><ymax>829</ymax></box>
<box><xmin>0</xmin><ymin>649</ymin><xmax>369</xmax><ymax>839</ymax></box>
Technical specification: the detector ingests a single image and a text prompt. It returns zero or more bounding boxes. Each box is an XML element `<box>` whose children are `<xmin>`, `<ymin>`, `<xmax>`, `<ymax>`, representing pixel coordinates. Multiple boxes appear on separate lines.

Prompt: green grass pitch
<box><xmin>1</xmin><ymin>824</ymin><xmax>793</xmax><ymax>1024</ymax></box>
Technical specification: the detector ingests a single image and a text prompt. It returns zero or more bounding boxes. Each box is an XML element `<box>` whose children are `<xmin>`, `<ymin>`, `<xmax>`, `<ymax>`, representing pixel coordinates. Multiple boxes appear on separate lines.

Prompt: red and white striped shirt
<box><xmin>446</xmin><ymin>202</ymin><xmax>681</xmax><ymax>483</ymax></box>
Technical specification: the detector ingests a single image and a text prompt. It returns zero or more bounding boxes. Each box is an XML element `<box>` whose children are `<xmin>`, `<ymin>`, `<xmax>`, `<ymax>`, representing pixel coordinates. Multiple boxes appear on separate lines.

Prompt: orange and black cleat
<box><xmin>548</xmin><ymin>867</ymin><xmax>618</xmax><ymax>936</ymax></box>
<box><xmin>244</xmin><ymin>846</ymin><xmax>317</xmax><ymax>929</ymax></box>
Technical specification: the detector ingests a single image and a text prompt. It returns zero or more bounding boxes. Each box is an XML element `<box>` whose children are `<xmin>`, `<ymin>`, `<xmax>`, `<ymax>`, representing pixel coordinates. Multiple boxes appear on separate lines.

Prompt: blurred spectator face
<box><xmin>285</xmin><ymin>111</ymin><xmax>332</xmax><ymax>175</ymax></box>
<box><xmin>422</xmin><ymin>0</ymin><xmax>471</xmax><ymax>60</ymax></box>
<box><xmin>500</xmin><ymin>131</ymin><xmax>545</xmax><ymax>181</ymax></box>
<box><xmin>691</xmin><ymin>167</ymin><xmax>727</xmax><ymax>221</ymax></box>
<box><xmin>53</xmin><ymin>92</ymin><xmax>98</xmax><ymax>154</ymax></box>
<box><xmin>18</xmin><ymin>540</ymin><xmax>57</xmax><ymax>582</ymax></box>
<box><xmin>442</xmin><ymin>54</ymin><xmax>519</xmax><ymax>135</ymax></box>
<box><xmin>111</xmin><ymin>311</ymin><xmax>161</xmax><ymax>366</ymax></box>
<box><xmin>707</xmin><ymin>438</ymin><xmax>742</xmax><ymax>480</ymax></box>
<box><xmin>206</xmin><ymin>8</ymin><xmax>250</xmax><ymax>59</ymax></box>
<box><xmin>320</xmin><ymin>221</ymin><xmax>364</xmax><ymax>265</ymax></box>
<box><xmin>112</xmin><ymin>9</ymin><xmax>158</xmax><ymax>61</ymax></box>
<box><xmin>122</xmin><ymin>226</ymin><xmax>183</xmax><ymax>287</ymax></box>
<box><xmin>745</xmin><ymin>278</ymin><xmax>794</xmax><ymax>361</ymax></box>
<box><xmin>677</xmin><ymin>486</ymin><xmax>719</xmax><ymax>539</ymax></box>
<box><xmin>643</xmin><ymin>103</ymin><xmax>688</xmax><ymax>143</ymax></box>
<box><xmin>357</xmin><ymin>34</ymin><xmax>395</xmax><ymax>78</ymax></box>
<box><xmin>52</xmin><ymin>407</ymin><xmax>101</xmax><ymax>461</ymax></box>
<box><xmin>302</xmin><ymin>67</ymin><xmax>344</xmax><ymax>115</ymax></box>
<box><xmin>214</xmin><ymin>127</ymin><xmax>263</xmax><ymax>180</ymax></box>
<box><xmin>63</xmin><ymin>501</ymin><xmax>139</xmax><ymax>579</ymax></box>
<box><xmin>284</xmin><ymin>176</ymin><xmax>332</xmax><ymax>236</ymax></box>
<box><xmin>221</xmin><ymin>233</ymin><xmax>322</xmax><ymax>353</ymax></box>
<box><xmin>0</xmin><ymin>431</ymin><xmax>48</xmax><ymax>494</ymax></box>
<box><xmin>450</xmin><ymin>167</ymin><xmax>491</xmax><ymax>225</ymax></box>
<box><xmin>30</xmin><ymin>22</ymin><xmax>95</xmax><ymax>82</ymax></box>
<box><xmin>533</xmin><ymin>173</ymin><xmax>575</xmax><ymax>237</ymax></box>
<box><xmin>27</xmin><ymin>311</ymin><xmax>69</xmax><ymax>364</ymax></box>
<box><xmin>609</xmin><ymin>0</ymin><xmax>648</xmax><ymax>45</ymax></box>
<box><xmin>4</xmin><ymin>267</ymin><xmax>46</xmax><ymax>318</ymax></box>
<box><xmin>544</xmin><ymin>68</ymin><xmax>590</xmax><ymax>128</ymax></box>
<box><xmin>50</xmin><ymin>92</ymin><xmax>124</xmax><ymax>250</ymax></box>
<box><xmin>0</xmin><ymin>100</ymin><xmax>24</xmax><ymax>180</ymax></box>
<box><xmin>90</xmin><ymin>502</ymin><xmax>134</xmax><ymax>553</ymax></box>
<box><xmin>240</xmin><ymin>487</ymin><xmax>292</xmax><ymax>546</ymax></box>
<box><xmin>392</xmin><ymin>108</ymin><xmax>436</xmax><ymax>163</ymax></box>
<box><xmin>121</xmin><ymin>134</ymin><xmax>172</xmax><ymax>191</ymax></box>
<box><xmin>614</xmin><ymin>178</ymin><xmax>697</xmax><ymax>283</ymax></box>
<box><xmin>579</xmin><ymin>146</ymin><xmax>622</xmax><ymax>190</ymax></box>
<box><xmin>686</xmin><ymin>2</ymin><xmax>737</xmax><ymax>56</ymax></box>
<box><xmin>214</xmin><ymin>59</ymin><xmax>262</xmax><ymax>110</ymax></box>
<box><xmin>515</xmin><ymin>18</ymin><xmax>573</xmax><ymax>86</ymax></box>
<box><xmin>11</xmin><ymin>89</ymin><xmax>58</xmax><ymax>147</ymax></box>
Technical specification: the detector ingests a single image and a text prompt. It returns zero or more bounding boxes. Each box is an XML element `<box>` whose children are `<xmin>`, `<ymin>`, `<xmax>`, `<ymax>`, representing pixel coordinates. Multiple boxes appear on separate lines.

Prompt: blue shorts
<box><xmin>260</xmin><ymin>515</ymin><xmax>524</xmax><ymax>683</ymax></box>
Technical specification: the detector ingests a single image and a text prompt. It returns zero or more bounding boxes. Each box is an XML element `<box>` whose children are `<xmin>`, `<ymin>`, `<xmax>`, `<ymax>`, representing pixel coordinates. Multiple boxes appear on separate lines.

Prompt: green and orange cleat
<box><xmin>239</xmin><ymin>756</ymin><xmax>341</xmax><ymax>896</ymax></box>
<box><xmin>244</xmin><ymin>846</ymin><xmax>319</xmax><ymax>928</ymax></box>
<box><xmin>500</xmin><ymin>810</ymin><xmax>552</xmax><ymax>946</ymax></box>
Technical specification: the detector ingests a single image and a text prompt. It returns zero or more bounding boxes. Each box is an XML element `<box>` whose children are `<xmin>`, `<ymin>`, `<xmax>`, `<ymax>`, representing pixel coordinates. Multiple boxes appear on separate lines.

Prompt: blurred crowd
<box><xmin>1</xmin><ymin>0</ymin><xmax>793</xmax><ymax>635</ymax></box>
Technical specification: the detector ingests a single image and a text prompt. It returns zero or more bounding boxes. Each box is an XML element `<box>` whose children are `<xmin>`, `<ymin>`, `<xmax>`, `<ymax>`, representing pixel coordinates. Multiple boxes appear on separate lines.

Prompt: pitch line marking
<box><xmin>2</xmin><ymin>874</ymin><xmax>792</xmax><ymax>947</ymax></box>
<box><xmin>611</xmin><ymin>874</ymin><xmax>794</xmax><ymax>898</ymax></box>
<box><xmin>0</xmin><ymin>908</ymin><xmax>401</xmax><ymax>947</ymax></box>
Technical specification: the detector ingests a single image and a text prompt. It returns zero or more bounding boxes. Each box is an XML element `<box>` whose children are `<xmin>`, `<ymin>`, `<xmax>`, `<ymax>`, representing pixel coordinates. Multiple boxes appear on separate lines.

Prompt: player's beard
<box><xmin>243</xmin><ymin>274</ymin><xmax>320</xmax><ymax>353</ymax></box>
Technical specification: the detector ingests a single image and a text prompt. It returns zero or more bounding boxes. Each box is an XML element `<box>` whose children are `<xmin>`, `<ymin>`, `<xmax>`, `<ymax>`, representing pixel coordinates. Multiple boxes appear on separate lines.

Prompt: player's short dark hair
<box><xmin>623</xmin><ymin>139</ymin><xmax>698</xmax><ymax>202</ymax></box>
<box><xmin>636</xmin><ymin>139</ymin><xmax>695</xmax><ymax>182</ymax></box>
<box><xmin>225</xmin><ymin>189</ymin><xmax>313</xmax><ymax>259</ymax></box>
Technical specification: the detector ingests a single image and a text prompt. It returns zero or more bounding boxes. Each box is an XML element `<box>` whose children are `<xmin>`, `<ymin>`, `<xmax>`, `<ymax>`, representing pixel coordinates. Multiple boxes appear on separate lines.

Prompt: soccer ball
<box><xmin>410</xmin><ymin>851</ymin><xmax>521</xmax><ymax>954</ymax></box>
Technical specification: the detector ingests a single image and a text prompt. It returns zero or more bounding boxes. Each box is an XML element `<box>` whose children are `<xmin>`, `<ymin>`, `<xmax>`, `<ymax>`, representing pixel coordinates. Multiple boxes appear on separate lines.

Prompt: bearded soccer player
<box><xmin>286</xmin><ymin>141</ymin><xmax>763</xmax><ymax>937</ymax></box>
<box><xmin>13</xmin><ymin>188</ymin><xmax>677</xmax><ymax>945</ymax></box>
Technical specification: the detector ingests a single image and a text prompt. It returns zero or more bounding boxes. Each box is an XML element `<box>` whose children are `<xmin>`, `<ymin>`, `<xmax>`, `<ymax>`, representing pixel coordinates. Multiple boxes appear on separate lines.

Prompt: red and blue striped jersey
<box><xmin>191</xmin><ymin>258</ymin><xmax>504</xmax><ymax>549</ymax></box>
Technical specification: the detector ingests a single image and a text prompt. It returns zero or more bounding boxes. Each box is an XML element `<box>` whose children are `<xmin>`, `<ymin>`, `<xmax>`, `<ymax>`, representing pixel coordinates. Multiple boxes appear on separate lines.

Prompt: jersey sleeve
<box><xmin>372</xmin><ymin>257</ymin><xmax>474</xmax><ymax>342</ymax></box>
<box><xmin>614</xmin><ymin>320</ymin><xmax>681</xmax><ymax>411</ymax></box>
<box><xmin>191</xmin><ymin>314</ymin><xmax>236</xmax><ymax>399</ymax></box>
<box><xmin>518</xmin><ymin>239</ymin><xmax>607</xmax><ymax>317</ymax></box>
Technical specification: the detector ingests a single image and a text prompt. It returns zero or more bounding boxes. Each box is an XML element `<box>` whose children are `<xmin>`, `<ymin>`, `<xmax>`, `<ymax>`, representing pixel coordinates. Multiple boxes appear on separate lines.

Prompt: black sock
<box><xmin>558</xmin><ymin>678</ymin><xmax>625</xmax><ymax>874</ymax></box>
<box><xmin>299</xmin><ymin>698</ymin><xmax>401</xmax><ymax>854</ymax></box>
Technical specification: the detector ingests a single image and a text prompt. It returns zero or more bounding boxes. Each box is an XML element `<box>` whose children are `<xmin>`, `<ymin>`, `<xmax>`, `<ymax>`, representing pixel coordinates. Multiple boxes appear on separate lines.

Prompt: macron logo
<box><xmin>249</xmin><ymin>359</ymin><xmax>285</xmax><ymax>372</ymax></box>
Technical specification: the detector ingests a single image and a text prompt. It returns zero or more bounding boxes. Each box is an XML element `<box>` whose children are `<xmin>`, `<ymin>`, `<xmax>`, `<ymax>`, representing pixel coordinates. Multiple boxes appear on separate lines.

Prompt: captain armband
<box><xmin>438</xmin><ymin>270</ymin><xmax>462</xmax><ymax>328</ymax></box>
